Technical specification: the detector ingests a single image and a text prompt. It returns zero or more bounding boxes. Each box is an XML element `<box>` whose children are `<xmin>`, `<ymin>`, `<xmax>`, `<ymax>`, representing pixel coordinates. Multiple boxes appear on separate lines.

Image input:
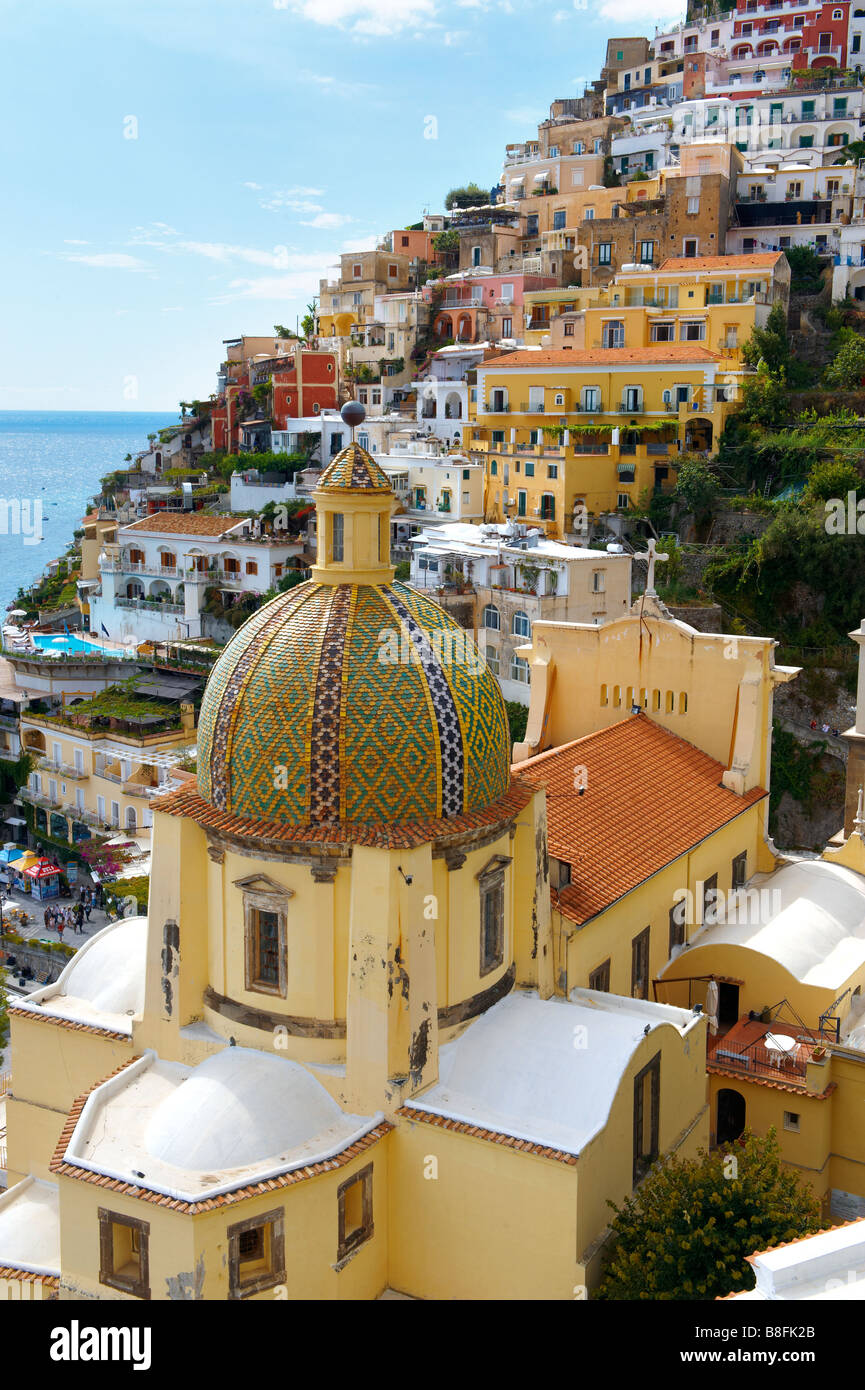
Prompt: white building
<box><xmin>413</xmin><ymin>344</ymin><xmax>491</xmax><ymax>445</ymax></box>
<box><xmin>409</xmin><ymin>520</ymin><xmax>632</xmax><ymax>704</ymax></box>
<box><xmin>728</xmin><ymin>1218</ymin><xmax>865</xmax><ymax>1300</ymax></box>
<box><xmin>88</xmin><ymin>513</ymin><xmax>304</xmax><ymax>644</ymax></box>
<box><xmin>381</xmin><ymin>448</ymin><xmax>484</xmax><ymax>535</ymax></box>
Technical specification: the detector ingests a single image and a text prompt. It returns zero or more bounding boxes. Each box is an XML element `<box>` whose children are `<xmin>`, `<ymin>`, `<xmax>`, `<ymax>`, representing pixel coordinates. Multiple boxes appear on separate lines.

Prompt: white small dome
<box><xmin>144</xmin><ymin>1048</ymin><xmax>348</xmax><ymax>1171</ymax></box>
<box><xmin>56</xmin><ymin>916</ymin><xmax>146</xmax><ymax>1017</ymax></box>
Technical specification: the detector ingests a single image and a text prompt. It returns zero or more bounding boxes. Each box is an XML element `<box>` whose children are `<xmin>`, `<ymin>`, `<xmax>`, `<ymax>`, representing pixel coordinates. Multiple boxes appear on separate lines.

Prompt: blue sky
<box><xmin>0</xmin><ymin>0</ymin><xmax>681</xmax><ymax>411</ymax></box>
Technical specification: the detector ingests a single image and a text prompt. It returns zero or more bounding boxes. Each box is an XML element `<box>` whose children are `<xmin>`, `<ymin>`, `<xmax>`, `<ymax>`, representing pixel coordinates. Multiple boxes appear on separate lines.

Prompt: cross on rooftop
<box><xmin>634</xmin><ymin>537</ymin><xmax>669</xmax><ymax>596</ymax></box>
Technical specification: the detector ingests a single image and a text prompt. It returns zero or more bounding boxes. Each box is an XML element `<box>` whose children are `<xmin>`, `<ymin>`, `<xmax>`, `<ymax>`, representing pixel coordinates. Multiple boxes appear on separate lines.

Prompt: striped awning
<box><xmin>617</xmin><ymin>463</ymin><xmax>637</xmax><ymax>475</ymax></box>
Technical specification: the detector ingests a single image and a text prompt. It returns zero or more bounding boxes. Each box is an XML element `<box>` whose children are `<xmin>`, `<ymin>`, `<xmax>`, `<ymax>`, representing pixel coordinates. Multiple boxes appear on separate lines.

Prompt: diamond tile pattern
<box><xmin>196</xmin><ymin>576</ymin><xmax>511</xmax><ymax>826</ymax></box>
<box><xmin>317</xmin><ymin>442</ymin><xmax>391</xmax><ymax>492</ymax></box>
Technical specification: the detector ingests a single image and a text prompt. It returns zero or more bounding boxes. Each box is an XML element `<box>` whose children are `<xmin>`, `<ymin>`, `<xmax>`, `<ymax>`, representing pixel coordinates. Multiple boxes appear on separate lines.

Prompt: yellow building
<box><xmin>472</xmin><ymin>344</ymin><xmax>738</xmax><ymax>533</ymax></box>
<box><xmin>514</xmin><ymin>587</ymin><xmax>865</xmax><ymax>1224</ymax></box>
<box><xmin>0</xmin><ymin>428</ymin><xmax>709</xmax><ymax>1300</ymax></box>
<box><xmin>525</xmin><ymin>251</ymin><xmax>790</xmax><ymax>360</ymax></box>
<box><xmin>18</xmin><ymin>689</ymin><xmax>195</xmax><ymax>847</ymax></box>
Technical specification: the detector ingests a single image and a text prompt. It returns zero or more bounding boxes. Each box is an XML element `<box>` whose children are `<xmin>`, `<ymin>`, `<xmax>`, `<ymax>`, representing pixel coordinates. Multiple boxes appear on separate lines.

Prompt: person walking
<box><xmin>43</xmin><ymin>904</ymin><xmax>53</xmax><ymax>933</ymax></box>
<box><xmin>83</xmin><ymin>888</ymin><xmax>92</xmax><ymax>923</ymax></box>
<box><xmin>55</xmin><ymin>912</ymin><xmax>65</xmax><ymax>943</ymax></box>
<box><xmin>74</xmin><ymin>900</ymin><xmax>84</xmax><ymax>934</ymax></box>
<box><xmin>94</xmin><ymin>882</ymin><xmax>104</xmax><ymax>911</ymax></box>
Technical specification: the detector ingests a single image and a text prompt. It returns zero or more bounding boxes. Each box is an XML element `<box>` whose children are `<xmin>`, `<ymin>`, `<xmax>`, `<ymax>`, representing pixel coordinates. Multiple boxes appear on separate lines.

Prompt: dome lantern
<box><xmin>311</xmin><ymin>404</ymin><xmax>395</xmax><ymax>587</ymax></box>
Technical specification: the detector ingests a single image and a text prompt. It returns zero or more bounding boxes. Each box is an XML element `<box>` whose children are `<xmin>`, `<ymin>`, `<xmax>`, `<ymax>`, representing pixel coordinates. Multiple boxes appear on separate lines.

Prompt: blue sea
<box><xmin>0</xmin><ymin>411</ymin><xmax>177</xmax><ymax>616</ymax></box>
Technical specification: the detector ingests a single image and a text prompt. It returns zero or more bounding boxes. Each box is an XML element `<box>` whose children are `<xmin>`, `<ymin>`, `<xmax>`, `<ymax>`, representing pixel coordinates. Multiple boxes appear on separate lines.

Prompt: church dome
<box><xmin>196</xmin><ymin>444</ymin><xmax>510</xmax><ymax>828</ymax></box>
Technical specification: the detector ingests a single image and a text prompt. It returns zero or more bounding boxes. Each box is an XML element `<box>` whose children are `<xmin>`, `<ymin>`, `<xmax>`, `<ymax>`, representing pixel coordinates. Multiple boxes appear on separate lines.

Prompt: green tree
<box><xmin>432</xmin><ymin>229</ymin><xmax>460</xmax><ymax>255</ymax></box>
<box><xmin>504</xmin><ymin>700</ymin><xmax>529</xmax><ymax>746</ymax></box>
<box><xmin>737</xmin><ymin>367</ymin><xmax>790</xmax><ymax>428</ymax></box>
<box><xmin>741</xmin><ymin>302</ymin><xmax>793</xmax><ymax>376</ymax></box>
<box><xmin>824</xmin><ymin>329</ymin><xmax>865</xmax><ymax>389</ymax></box>
<box><xmin>596</xmin><ymin>1129</ymin><xmax>821</xmax><ymax>1301</ymax></box>
<box><xmin>393</xmin><ymin>560</ymin><xmax>411</xmax><ymax>581</ymax></box>
<box><xmin>300</xmin><ymin>302</ymin><xmax>317</xmax><ymax>341</ymax></box>
<box><xmin>804</xmin><ymin>456</ymin><xmax>862</xmax><ymax>503</ymax></box>
<box><xmin>274</xmin><ymin>324</ymin><xmax>295</xmax><ymax>339</ymax></box>
<box><xmin>444</xmin><ymin>183</ymin><xmax>488</xmax><ymax>211</ymax></box>
<box><xmin>674</xmin><ymin>455</ymin><xmax>719</xmax><ymax>522</ymax></box>
<box><xmin>784</xmin><ymin>244</ymin><xmax>825</xmax><ymax>293</ymax></box>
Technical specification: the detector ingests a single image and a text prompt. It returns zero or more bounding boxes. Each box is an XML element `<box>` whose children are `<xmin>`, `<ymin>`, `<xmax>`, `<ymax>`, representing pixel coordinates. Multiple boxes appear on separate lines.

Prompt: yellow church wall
<box><xmin>825</xmin><ymin>1049</ymin><xmax>865</xmax><ymax>1208</ymax></box>
<box><xmin>57</xmin><ymin>1178</ymin><xmax>197</xmax><ymax>1302</ymax></box>
<box><xmin>517</xmin><ymin>611</ymin><xmax>788</xmax><ymax>811</ymax></box>
<box><xmin>193</xmin><ymin>1146</ymin><xmax>389</xmax><ymax>1301</ymax></box>
<box><xmin>388</xmin><ymin>1118</ymin><xmax>579</xmax><ymax>1300</ymax></box>
<box><xmin>5</xmin><ymin>1017</ymin><xmax>133</xmax><ymax>1184</ymax></box>
<box><xmin>669</xmin><ymin>939</ymin><xmax>865</xmax><ymax>1030</ymax></box>
<box><xmin>576</xmin><ymin>1021</ymin><xmax>709</xmax><ymax>1287</ymax></box>
<box><xmin>561</xmin><ymin>805</ymin><xmax>765</xmax><ymax>1001</ymax></box>
<box><xmin>57</xmin><ymin>1144</ymin><xmax>389</xmax><ymax>1301</ymax></box>
<box><xmin>706</xmin><ymin>1072</ymin><xmax>833</xmax><ymax>1207</ymax></box>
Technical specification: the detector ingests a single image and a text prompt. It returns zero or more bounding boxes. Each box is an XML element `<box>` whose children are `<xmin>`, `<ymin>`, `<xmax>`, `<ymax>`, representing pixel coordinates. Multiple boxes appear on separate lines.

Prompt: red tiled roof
<box><xmin>480</xmin><ymin>345</ymin><xmax>720</xmax><ymax>369</ymax></box>
<box><xmin>0</xmin><ymin>1267</ymin><xmax>59</xmax><ymax>1288</ymax></box>
<box><xmin>658</xmin><ymin>253</ymin><xmax>784</xmax><ymax>273</ymax></box>
<box><xmin>123</xmin><ymin>514</ymin><xmax>248</xmax><ymax>537</ymax></box>
<box><xmin>708</xmin><ymin>1064</ymin><xmax>835</xmax><ymax>1097</ymax></box>
<box><xmin>152</xmin><ymin>778</ymin><xmax>534</xmax><ymax>850</ymax></box>
<box><xmin>7</xmin><ymin>1006</ymin><xmax>133</xmax><ymax>1043</ymax></box>
<box><xmin>397</xmin><ymin>1106</ymin><xmax>578</xmax><ymax>1164</ymax></box>
<box><xmin>516</xmin><ymin>714</ymin><xmax>766</xmax><ymax>926</ymax></box>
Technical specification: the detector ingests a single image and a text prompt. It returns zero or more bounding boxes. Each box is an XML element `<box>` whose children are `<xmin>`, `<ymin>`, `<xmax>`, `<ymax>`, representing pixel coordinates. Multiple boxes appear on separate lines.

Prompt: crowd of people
<box><xmin>42</xmin><ymin>883</ymin><xmax>103</xmax><ymax>940</ymax></box>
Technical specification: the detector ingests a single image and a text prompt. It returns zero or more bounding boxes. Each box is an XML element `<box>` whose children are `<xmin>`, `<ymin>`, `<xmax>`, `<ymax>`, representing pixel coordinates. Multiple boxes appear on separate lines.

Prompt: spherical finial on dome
<box><xmin>341</xmin><ymin>400</ymin><xmax>366</xmax><ymax>431</ymax></box>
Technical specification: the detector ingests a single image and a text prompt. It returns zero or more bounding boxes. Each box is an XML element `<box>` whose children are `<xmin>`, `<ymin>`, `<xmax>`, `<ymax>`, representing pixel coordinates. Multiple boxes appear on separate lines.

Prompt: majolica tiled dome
<box><xmin>196</xmin><ymin>569</ymin><xmax>511</xmax><ymax>828</ymax></box>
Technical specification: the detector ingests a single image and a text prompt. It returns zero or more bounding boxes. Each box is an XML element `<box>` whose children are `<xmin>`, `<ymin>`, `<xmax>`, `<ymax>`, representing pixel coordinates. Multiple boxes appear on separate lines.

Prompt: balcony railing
<box><xmin>93</xmin><ymin>766</ymin><xmax>122</xmax><ymax>784</ymax></box>
<box><xmin>0</xmin><ymin>714</ymin><xmax>18</xmax><ymax>731</ymax></box>
<box><xmin>115</xmin><ymin>598</ymin><xmax>184</xmax><ymax>615</ymax></box>
<box><xmin>37</xmin><ymin>758</ymin><xmax>88</xmax><ymax>780</ymax></box>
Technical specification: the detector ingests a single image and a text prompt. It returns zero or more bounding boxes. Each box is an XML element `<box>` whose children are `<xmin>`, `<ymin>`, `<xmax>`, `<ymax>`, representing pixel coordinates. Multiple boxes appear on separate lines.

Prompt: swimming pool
<box><xmin>31</xmin><ymin>633</ymin><xmax>112</xmax><ymax>655</ymax></box>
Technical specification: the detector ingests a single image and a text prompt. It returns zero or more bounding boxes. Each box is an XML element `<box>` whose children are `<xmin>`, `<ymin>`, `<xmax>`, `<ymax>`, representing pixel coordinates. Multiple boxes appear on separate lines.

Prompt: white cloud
<box><xmin>212</xmin><ymin>269</ymin><xmax>331</xmax><ymax>303</ymax></box>
<box><xmin>161</xmin><ymin>306</ymin><xmax>184</xmax><ymax>312</ymax></box>
<box><xmin>443</xmin><ymin>28</ymin><xmax>467</xmax><ymax>43</ymax></box>
<box><xmin>300</xmin><ymin>212</ymin><xmax>352</xmax><ymax>230</ymax></box>
<box><xmin>243</xmin><ymin>181</ymin><xmax>262</xmax><ymax>190</ymax></box>
<box><xmin>64</xmin><ymin>252</ymin><xmax>150</xmax><ymax>272</ymax></box>
<box><xmin>504</xmin><ymin>105</ymin><xmax>547</xmax><ymax>128</ymax></box>
<box><xmin>340</xmin><ymin>234</ymin><xmax>378</xmax><ymax>253</ymax></box>
<box><xmin>63</xmin><ymin>238</ymin><xmax>89</xmax><ymax>245</ymax></box>
<box><xmin>277</xmin><ymin>0</ymin><xmax>436</xmax><ymax>35</ymax></box>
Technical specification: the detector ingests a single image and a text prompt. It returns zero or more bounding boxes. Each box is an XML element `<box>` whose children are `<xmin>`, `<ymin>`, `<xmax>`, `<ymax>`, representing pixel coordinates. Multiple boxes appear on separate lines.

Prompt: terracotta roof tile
<box><xmin>152</xmin><ymin>777</ymin><xmax>533</xmax><ymax>850</ymax></box>
<box><xmin>7</xmin><ymin>1007</ymin><xmax>133</xmax><ymax>1043</ymax></box>
<box><xmin>480</xmin><ymin>345</ymin><xmax>720</xmax><ymax>370</ymax></box>
<box><xmin>0</xmin><ymin>1267</ymin><xmax>59</xmax><ymax>1287</ymax></box>
<box><xmin>658</xmin><ymin>253</ymin><xmax>783</xmax><ymax>273</ymax></box>
<box><xmin>515</xmin><ymin>714</ymin><xmax>766</xmax><ymax>926</ymax></box>
<box><xmin>708</xmin><ymin>1064</ymin><xmax>836</xmax><ymax>1098</ymax></box>
<box><xmin>123</xmin><ymin>513</ymin><xmax>249</xmax><ymax>538</ymax></box>
<box><xmin>397</xmin><ymin>1106</ymin><xmax>578</xmax><ymax>1164</ymax></box>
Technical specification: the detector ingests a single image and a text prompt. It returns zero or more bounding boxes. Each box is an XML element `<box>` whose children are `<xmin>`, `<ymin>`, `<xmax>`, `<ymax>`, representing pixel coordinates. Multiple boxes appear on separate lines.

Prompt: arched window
<box><xmin>512</xmin><ymin>610</ymin><xmax>531</xmax><ymax>638</ymax></box>
<box><xmin>485</xmin><ymin>644</ymin><xmax>500</xmax><ymax>676</ymax></box>
<box><xmin>510</xmin><ymin>655</ymin><xmax>530</xmax><ymax>684</ymax></box>
<box><xmin>125</xmin><ymin>806</ymin><xmax>137</xmax><ymax>831</ymax></box>
<box><xmin>483</xmin><ymin>604</ymin><xmax>500</xmax><ymax>630</ymax></box>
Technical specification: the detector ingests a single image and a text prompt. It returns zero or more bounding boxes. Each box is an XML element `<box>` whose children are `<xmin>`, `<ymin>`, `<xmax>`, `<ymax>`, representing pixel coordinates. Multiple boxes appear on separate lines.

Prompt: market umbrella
<box><xmin>6</xmin><ymin>609</ymin><xmax>26</xmax><ymax>617</ymax></box>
